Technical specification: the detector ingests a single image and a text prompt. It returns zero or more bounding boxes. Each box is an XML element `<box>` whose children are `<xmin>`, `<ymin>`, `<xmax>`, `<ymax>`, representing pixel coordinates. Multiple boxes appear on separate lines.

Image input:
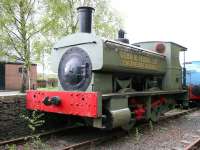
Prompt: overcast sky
<box><xmin>111</xmin><ymin>0</ymin><xmax>200</xmax><ymax>62</ymax></box>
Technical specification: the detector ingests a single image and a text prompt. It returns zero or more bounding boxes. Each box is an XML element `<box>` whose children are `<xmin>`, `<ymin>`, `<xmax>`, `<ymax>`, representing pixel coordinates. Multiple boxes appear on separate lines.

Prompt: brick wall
<box><xmin>0</xmin><ymin>94</ymin><xmax>30</xmax><ymax>141</ymax></box>
<box><xmin>5</xmin><ymin>64</ymin><xmax>37</xmax><ymax>90</ymax></box>
<box><xmin>0</xmin><ymin>94</ymin><xmax>70</xmax><ymax>141</ymax></box>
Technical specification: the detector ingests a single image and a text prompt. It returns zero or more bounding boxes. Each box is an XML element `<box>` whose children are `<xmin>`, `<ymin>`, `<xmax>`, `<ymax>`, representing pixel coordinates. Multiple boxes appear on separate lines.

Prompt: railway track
<box><xmin>173</xmin><ymin>130</ymin><xmax>200</xmax><ymax>150</ymax></box>
<box><xmin>59</xmin><ymin>108</ymin><xmax>198</xmax><ymax>150</ymax></box>
<box><xmin>0</xmin><ymin>108</ymin><xmax>198</xmax><ymax>150</ymax></box>
<box><xmin>61</xmin><ymin>130</ymin><xmax>126</xmax><ymax>150</ymax></box>
<box><xmin>0</xmin><ymin>125</ymin><xmax>80</xmax><ymax>146</ymax></box>
<box><xmin>160</xmin><ymin>108</ymin><xmax>198</xmax><ymax>121</ymax></box>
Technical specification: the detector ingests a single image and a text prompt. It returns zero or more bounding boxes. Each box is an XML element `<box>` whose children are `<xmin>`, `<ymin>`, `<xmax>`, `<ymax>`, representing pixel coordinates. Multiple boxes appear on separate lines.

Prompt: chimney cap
<box><xmin>77</xmin><ymin>6</ymin><xmax>95</xmax><ymax>11</ymax></box>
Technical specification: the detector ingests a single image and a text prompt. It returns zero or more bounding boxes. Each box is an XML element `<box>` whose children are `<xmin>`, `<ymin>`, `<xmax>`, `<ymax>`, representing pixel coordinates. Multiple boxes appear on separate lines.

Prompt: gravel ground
<box><xmin>45</xmin><ymin>127</ymin><xmax>112</xmax><ymax>150</ymax></box>
<box><xmin>2</xmin><ymin>109</ymin><xmax>200</xmax><ymax>150</ymax></box>
<box><xmin>96</xmin><ymin>109</ymin><xmax>200</xmax><ymax>150</ymax></box>
<box><xmin>45</xmin><ymin>109</ymin><xmax>200</xmax><ymax>150</ymax></box>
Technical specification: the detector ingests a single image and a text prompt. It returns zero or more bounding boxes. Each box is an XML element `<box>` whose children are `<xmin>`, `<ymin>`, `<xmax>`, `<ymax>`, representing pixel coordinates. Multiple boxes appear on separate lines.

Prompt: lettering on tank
<box><xmin>118</xmin><ymin>50</ymin><xmax>162</xmax><ymax>70</ymax></box>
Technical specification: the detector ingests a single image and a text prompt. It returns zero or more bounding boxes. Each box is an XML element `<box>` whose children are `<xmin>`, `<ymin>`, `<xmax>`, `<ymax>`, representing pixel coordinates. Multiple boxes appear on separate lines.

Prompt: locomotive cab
<box><xmin>134</xmin><ymin>41</ymin><xmax>187</xmax><ymax>91</ymax></box>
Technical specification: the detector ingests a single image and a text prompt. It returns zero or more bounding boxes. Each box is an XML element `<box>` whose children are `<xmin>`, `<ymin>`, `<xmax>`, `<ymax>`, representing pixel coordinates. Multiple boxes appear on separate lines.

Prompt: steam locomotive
<box><xmin>26</xmin><ymin>6</ymin><xmax>188</xmax><ymax>130</ymax></box>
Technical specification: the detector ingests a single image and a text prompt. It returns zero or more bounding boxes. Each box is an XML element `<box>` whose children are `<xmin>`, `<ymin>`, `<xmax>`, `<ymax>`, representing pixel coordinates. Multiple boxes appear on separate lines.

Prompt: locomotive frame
<box><xmin>26</xmin><ymin>6</ymin><xmax>189</xmax><ymax>130</ymax></box>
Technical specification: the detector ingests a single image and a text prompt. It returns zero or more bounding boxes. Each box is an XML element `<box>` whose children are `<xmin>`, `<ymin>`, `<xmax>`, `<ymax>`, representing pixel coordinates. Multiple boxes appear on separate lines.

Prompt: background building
<box><xmin>0</xmin><ymin>61</ymin><xmax>37</xmax><ymax>91</ymax></box>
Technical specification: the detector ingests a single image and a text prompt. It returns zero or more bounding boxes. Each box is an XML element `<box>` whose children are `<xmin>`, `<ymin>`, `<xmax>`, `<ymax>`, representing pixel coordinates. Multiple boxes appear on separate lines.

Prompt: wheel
<box><xmin>150</xmin><ymin>108</ymin><xmax>161</xmax><ymax>122</ymax></box>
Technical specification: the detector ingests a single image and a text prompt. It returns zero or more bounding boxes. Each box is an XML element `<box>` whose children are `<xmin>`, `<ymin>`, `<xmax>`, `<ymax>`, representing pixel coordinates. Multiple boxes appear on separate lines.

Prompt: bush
<box><xmin>37</xmin><ymin>80</ymin><xmax>47</xmax><ymax>88</ymax></box>
<box><xmin>47</xmin><ymin>78</ymin><xmax>58</xmax><ymax>87</ymax></box>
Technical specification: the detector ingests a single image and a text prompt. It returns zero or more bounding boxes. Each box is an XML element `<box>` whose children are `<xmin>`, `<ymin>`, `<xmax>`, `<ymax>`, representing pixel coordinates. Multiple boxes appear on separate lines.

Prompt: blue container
<box><xmin>185</xmin><ymin>61</ymin><xmax>200</xmax><ymax>85</ymax></box>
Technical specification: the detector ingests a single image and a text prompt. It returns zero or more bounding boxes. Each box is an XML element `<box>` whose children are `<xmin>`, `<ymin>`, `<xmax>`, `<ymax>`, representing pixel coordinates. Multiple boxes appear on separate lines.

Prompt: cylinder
<box><xmin>110</xmin><ymin>108</ymin><xmax>131</xmax><ymax>128</ymax></box>
<box><xmin>77</xmin><ymin>6</ymin><xmax>95</xmax><ymax>33</ymax></box>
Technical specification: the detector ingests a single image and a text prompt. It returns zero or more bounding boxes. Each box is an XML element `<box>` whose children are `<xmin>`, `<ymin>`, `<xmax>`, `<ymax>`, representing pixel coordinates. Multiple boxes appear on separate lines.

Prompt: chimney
<box><xmin>116</xmin><ymin>29</ymin><xmax>129</xmax><ymax>44</ymax></box>
<box><xmin>118</xmin><ymin>29</ymin><xmax>125</xmax><ymax>39</ymax></box>
<box><xmin>77</xmin><ymin>6</ymin><xmax>95</xmax><ymax>33</ymax></box>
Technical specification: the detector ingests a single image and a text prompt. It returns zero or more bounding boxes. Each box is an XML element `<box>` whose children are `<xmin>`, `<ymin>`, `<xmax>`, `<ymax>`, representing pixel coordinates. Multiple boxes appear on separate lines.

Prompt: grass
<box><xmin>149</xmin><ymin>120</ymin><xmax>154</xmax><ymax>131</ymax></box>
<box><xmin>37</xmin><ymin>87</ymin><xmax>58</xmax><ymax>91</ymax></box>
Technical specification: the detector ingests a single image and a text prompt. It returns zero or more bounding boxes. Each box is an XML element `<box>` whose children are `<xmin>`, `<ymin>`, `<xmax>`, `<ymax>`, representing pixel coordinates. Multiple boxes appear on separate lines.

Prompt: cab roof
<box><xmin>133</xmin><ymin>41</ymin><xmax>187</xmax><ymax>51</ymax></box>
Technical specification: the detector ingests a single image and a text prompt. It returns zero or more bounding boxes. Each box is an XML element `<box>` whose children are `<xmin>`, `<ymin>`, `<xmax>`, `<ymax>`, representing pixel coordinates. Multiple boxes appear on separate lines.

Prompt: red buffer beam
<box><xmin>26</xmin><ymin>90</ymin><xmax>101</xmax><ymax>118</ymax></box>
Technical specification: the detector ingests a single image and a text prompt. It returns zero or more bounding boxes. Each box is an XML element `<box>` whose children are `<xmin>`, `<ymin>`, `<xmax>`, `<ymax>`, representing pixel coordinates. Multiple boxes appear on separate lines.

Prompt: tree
<box><xmin>40</xmin><ymin>0</ymin><xmax>123</xmax><ymax>41</ymax></box>
<box><xmin>33</xmin><ymin>0</ymin><xmax>123</xmax><ymax>70</ymax></box>
<box><xmin>92</xmin><ymin>0</ymin><xmax>123</xmax><ymax>39</ymax></box>
<box><xmin>0</xmin><ymin>0</ymin><xmax>45</xmax><ymax>92</ymax></box>
<box><xmin>0</xmin><ymin>0</ymin><xmax>123</xmax><ymax>91</ymax></box>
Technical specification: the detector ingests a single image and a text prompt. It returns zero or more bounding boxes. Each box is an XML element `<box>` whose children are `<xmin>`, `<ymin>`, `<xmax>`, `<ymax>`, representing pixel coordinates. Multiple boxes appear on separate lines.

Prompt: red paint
<box><xmin>151</xmin><ymin>96</ymin><xmax>166</xmax><ymax>108</ymax></box>
<box><xmin>134</xmin><ymin>107</ymin><xmax>145</xmax><ymax>120</ymax></box>
<box><xmin>128</xmin><ymin>98</ymin><xmax>146</xmax><ymax>120</ymax></box>
<box><xmin>26</xmin><ymin>90</ymin><xmax>100</xmax><ymax>118</ymax></box>
<box><xmin>129</xmin><ymin>98</ymin><xmax>137</xmax><ymax>105</ymax></box>
<box><xmin>155</xmin><ymin>43</ymin><xmax>165</xmax><ymax>53</ymax></box>
<box><xmin>189</xmin><ymin>86</ymin><xmax>200</xmax><ymax>101</ymax></box>
<box><xmin>128</xmin><ymin>96</ymin><xmax>166</xmax><ymax>120</ymax></box>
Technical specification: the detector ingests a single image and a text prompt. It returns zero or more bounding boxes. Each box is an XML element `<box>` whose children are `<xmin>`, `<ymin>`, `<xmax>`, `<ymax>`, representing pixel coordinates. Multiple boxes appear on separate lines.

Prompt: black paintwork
<box><xmin>58</xmin><ymin>47</ymin><xmax>92</xmax><ymax>91</ymax></box>
<box><xmin>0</xmin><ymin>63</ymin><xmax>5</xmax><ymax>90</ymax></box>
<box><xmin>77</xmin><ymin>6</ymin><xmax>95</xmax><ymax>33</ymax></box>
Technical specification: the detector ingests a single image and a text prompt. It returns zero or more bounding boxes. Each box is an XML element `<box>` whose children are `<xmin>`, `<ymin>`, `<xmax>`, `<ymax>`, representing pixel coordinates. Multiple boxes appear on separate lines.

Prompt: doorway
<box><xmin>0</xmin><ymin>63</ymin><xmax>5</xmax><ymax>90</ymax></box>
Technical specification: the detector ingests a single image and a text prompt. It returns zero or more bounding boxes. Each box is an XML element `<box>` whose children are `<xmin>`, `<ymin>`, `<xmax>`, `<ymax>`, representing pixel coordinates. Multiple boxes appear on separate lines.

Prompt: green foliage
<box><xmin>149</xmin><ymin>120</ymin><xmax>154</xmax><ymax>131</ymax></box>
<box><xmin>31</xmin><ymin>0</ymin><xmax>123</xmax><ymax>67</ymax></box>
<box><xmin>0</xmin><ymin>0</ymin><xmax>42</xmax><ymax>63</ymax></box>
<box><xmin>93</xmin><ymin>0</ymin><xmax>123</xmax><ymax>39</ymax></box>
<box><xmin>6</xmin><ymin>135</ymin><xmax>49</xmax><ymax>150</ymax></box>
<box><xmin>0</xmin><ymin>50</ymin><xmax>6</xmax><ymax>57</ymax></box>
<box><xmin>135</xmin><ymin>127</ymin><xmax>140</xmax><ymax>143</ymax></box>
<box><xmin>19</xmin><ymin>111</ymin><xmax>49</xmax><ymax>149</ymax></box>
<box><xmin>20</xmin><ymin>111</ymin><xmax>45</xmax><ymax>134</ymax></box>
<box><xmin>30</xmin><ymin>136</ymin><xmax>50</xmax><ymax>150</ymax></box>
<box><xmin>37</xmin><ymin>87</ymin><xmax>58</xmax><ymax>91</ymax></box>
<box><xmin>41</xmin><ymin>0</ymin><xmax>122</xmax><ymax>39</ymax></box>
<box><xmin>20</xmin><ymin>84</ymin><xmax>26</xmax><ymax>93</ymax></box>
<box><xmin>23</xmin><ymin>143</ymin><xmax>30</xmax><ymax>150</ymax></box>
<box><xmin>7</xmin><ymin>144</ymin><xmax>17</xmax><ymax>150</ymax></box>
<box><xmin>0</xmin><ymin>0</ymin><xmax>46</xmax><ymax>91</ymax></box>
<box><xmin>0</xmin><ymin>0</ymin><xmax>123</xmax><ymax>73</ymax></box>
